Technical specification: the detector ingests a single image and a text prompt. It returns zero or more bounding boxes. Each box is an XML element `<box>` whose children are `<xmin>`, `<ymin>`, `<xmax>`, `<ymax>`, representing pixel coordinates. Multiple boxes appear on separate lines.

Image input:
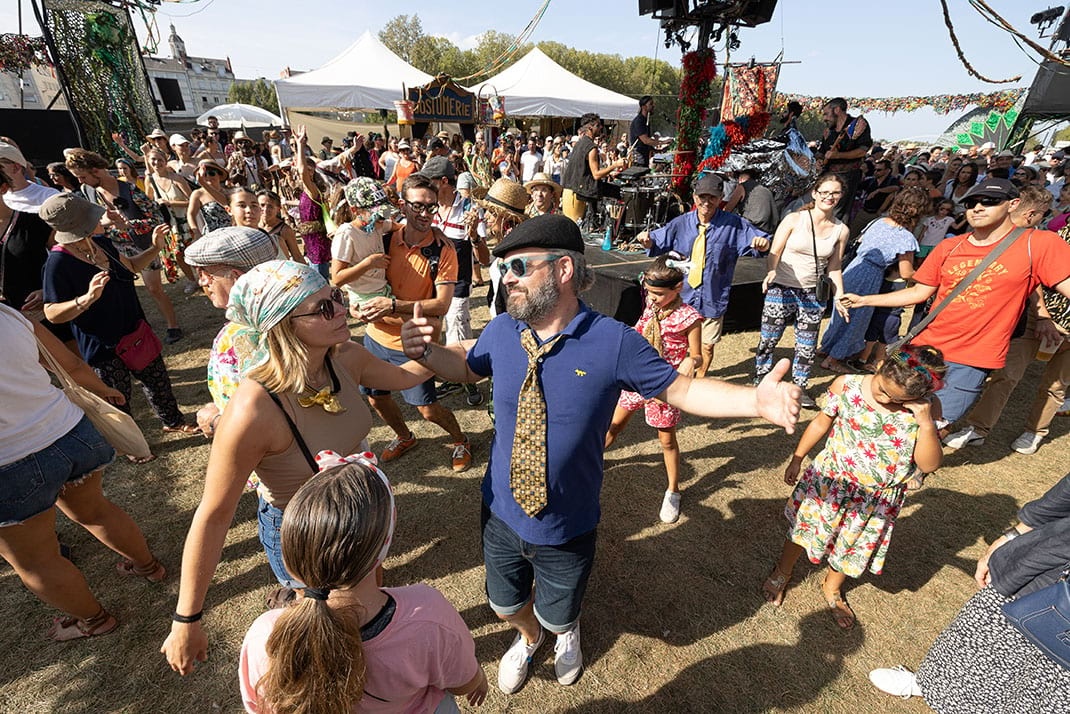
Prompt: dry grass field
<box><xmin>1</xmin><ymin>278</ymin><xmax>1066</xmax><ymax>713</ymax></box>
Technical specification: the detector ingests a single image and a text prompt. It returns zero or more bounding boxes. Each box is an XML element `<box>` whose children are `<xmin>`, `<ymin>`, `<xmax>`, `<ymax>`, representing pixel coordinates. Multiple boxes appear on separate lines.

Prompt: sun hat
<box><xmin>492</xmin><ymin>214</ymin><xmax>585</xmax><ymax>258</ymax></box>
<box><xmin>39</xmin><ymin>193</ymin><xmax>106</xmax><ymax>244</ymax></box>
<box><xmin>169</xmin><ymin>134</ymin><xmax>190</xmax><ymax>146</ymax></box>
<box><xmin>146</xmin><ymin>128</ymin><xmax>166</xmax><ymax>139</ymax></box>
<box><xmin>198</xmin><ymin>157</ymin><xmax>227</xmax><ymax>174</ymax></box>
<box><xmin>184</xmin><ymin>226</ymin><xmax>280</xmax><ymax>271</ymax></box>
<box><xmin>232</xmin><ymin>130</ymin><xmax>253</xmax><ymax>144</ymax></box>
<box><xmin>475</xmin><ymin>178</ymin><xmax>530</xmax><ymax>221</ymax></box>
<box><xmin>0</xmin><ymin>141</ymin><xmax>28</xmax><ymax>167</ymax></box>
<box><xmin>397</xmin><ymin>140</ymin><xmax>411</xmax><ymax>150</ymax></box>
<box><xmin>524</xmin><ymin>172</ymin><xmax>562</xmax><ymax>197</ymax></box>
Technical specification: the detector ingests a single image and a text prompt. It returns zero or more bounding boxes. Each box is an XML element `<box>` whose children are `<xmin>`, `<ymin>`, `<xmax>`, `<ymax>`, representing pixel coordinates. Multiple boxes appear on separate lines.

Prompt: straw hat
<box><xmin>524</xmin><ymin>172</ymin><xmax>561</xmax><ymax>198</ymax></box>
<box><xmin>232</xmin><ymin>130</ymin><xmax>253</xmax><ymax>144</ymax></box>
<box><xmin>475</xmin><ymin>178</ymin><xmax>530</xmax><ymax>219</ymax></box>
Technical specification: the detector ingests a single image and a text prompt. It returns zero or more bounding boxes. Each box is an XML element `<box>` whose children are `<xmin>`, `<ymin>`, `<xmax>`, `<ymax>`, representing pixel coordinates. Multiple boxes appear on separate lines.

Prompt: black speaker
<box><xmin>737</xmin><ymin>0</ymin><xmax>778</xmax><ymax>26</ymax></box>
<box><xmin>639</xmin><ymin>0</ymin><xmax>676</xmax><ymax>15</ymax></box>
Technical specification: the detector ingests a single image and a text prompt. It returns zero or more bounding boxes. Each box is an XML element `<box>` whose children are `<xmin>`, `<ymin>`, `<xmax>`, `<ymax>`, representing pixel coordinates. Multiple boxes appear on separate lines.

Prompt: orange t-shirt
<box><xmin>389</xmin><ymin>158</ymin><xmax>416</xmax><ymax>187</ymax></box>
<box><xmin>912</xmin><ymin>228</ymin><xmax>1070</xmax><ymax>369</ymax></box>
<box><xmin>365</xmin><ymin>226</ymin><xmax>458</xmax><ymax>351</ymax></box>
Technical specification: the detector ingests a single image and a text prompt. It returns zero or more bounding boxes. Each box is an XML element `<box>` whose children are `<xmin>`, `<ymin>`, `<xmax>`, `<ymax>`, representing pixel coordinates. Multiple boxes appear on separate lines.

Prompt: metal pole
<box><xmin>18</xmin><ymin>0</ymin><xmax>25</xmax><ymax>109</ymax></box>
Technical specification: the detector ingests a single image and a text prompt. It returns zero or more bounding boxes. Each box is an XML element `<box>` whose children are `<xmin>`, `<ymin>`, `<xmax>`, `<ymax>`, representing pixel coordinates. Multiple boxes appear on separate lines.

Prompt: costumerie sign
<box><xmin>407</xmin><ymin>76</ymin><xmax>475</xmax><ymax>123</ymax></box>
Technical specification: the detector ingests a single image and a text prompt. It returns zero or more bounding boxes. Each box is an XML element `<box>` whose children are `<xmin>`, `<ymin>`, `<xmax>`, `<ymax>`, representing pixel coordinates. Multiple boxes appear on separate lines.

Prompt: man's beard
<box><xmin>506</xmin><ymin>272</ymin><xmax>560</xmax><ymax>323</ymax></box>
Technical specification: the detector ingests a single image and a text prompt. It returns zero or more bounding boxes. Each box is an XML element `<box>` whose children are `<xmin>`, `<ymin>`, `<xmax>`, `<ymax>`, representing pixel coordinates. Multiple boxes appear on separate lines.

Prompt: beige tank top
<box><xmin>254</xmin><ymin>358</ymin><xmax>371</xmax><ymax>509</ymax></box>
<box><xmin>775</xmin><ymin>214</ymin><xmax>842</xmax><ymax>289</ymax></box>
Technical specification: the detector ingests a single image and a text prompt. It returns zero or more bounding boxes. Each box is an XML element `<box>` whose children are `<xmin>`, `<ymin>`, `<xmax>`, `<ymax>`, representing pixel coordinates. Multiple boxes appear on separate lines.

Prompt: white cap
<box><xmin>0</xmin><ymin>141</ymin><xmax>28</xmax><ymax>167</ymax></box>
<box><xmin>169</xmin><ymin>134</ymin><xmax>190</xmax><ymax>145</ymax></box>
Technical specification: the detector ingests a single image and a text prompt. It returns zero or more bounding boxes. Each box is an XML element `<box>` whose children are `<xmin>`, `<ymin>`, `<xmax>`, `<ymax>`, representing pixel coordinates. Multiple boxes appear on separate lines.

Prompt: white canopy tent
<box><xmin>196</xmin><ymin>103</ymin><xmax>283</xmax><ymax>128</ymax></box>
<box><xmin>468</xmin><ymin>47</ymin><xmax>637</xmax><ymax>120</ymax></box>
<box><xmin>274</xmin><ymin>31</ymin><xmax>433</xmax><ymax>112</ymax></box>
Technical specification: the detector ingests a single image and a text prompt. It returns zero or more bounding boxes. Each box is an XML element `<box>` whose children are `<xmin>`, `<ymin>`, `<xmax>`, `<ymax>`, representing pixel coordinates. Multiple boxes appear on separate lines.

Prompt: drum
<box><xmin>621</xmin><ymin>186</ymin><xmax>660</xmax><ymax>228</ymax></box>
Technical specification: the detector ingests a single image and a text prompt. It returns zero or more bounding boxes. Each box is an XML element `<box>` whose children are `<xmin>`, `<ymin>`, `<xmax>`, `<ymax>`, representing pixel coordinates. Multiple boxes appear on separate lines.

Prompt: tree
<box><xmin>227</xmin><ymin>78</ymin><xmax>280</xmax><ymax>115</ymax></box>
<box><xmin>411</xmin><ymin>35</ymin><xmax>476</xmax><ymax>78</ymax></box>
<box><xmin>379</xmin><ymin>14</ymin><xmax>425</xmax><ymax>63</ymax></box>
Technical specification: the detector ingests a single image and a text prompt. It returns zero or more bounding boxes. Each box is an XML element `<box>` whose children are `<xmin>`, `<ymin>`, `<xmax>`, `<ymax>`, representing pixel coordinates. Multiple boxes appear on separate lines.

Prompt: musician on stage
<box><xmin>561</xmin><ymin>113</ymin><xmax>625</xmax><ymax>225</ymax></box>
<box><xmin>629</xmin><ymin>96</ymin><xmax>672</xmax><ymax>168</ymax></box>
<box><xmin>639</xmin><ymin>174</ymin><xmax>770</xmax><ymax>377</ymax></box>
<box><xmin>815</xmin><ymin>97</ymin><xmax>872</xmax><ymax>219</ymax></box>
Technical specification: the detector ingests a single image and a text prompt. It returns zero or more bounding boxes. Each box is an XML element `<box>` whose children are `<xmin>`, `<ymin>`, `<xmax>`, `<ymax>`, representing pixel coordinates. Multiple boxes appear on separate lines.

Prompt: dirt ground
<box><xmin>2</xmin><ymin>278</ymin><xmax>1066</xmax><ymax>713</ymax></box>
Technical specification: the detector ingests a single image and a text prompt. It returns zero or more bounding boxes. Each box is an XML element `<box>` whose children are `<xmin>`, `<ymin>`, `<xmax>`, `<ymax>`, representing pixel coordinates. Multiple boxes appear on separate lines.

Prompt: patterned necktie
<box><xmin>688</xmin><ymin>223</ymin><xmax>708</xmax><ymax>289</ymax></box>
<box><xmin>510</xmin><ymin>328</ymin><xmax>565</xmax><ymax>517</ymax></box>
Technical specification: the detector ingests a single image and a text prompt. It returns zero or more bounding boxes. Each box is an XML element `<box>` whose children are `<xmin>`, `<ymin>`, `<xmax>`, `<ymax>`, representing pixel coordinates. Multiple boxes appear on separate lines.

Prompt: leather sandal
<box><xmin>47</xmin><ymin>607</ymin><xmax>118</xmax><ymax>641</ymax></box>
<box><xmin>761</xmin><ymin>566</ymin><xmax>791</xmax><ymax>606</ymax></box>
<box><xmin>116</xmin><ymin>557</ymin><xmax>167</xmax><ymax>583</ymax></box>
<box><xmin>163</xmin><ymin>423</ymin><xmax>201</xmax><ymax>435</ymax></box>
<box><xmin>821</xmin><ymin>579</ymin><xmax>856</xmax><ymax>629</ymax></box>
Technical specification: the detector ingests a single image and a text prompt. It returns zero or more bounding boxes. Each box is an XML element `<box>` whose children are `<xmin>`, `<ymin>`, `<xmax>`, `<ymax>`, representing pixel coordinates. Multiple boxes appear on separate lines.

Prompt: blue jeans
<box><xmin>481</xmin><ymin>503</ymin><xmax>596</xmax><ymax>633</ymax></box>
<box><xmin>0</xmin><ymin>416</ymin><xmax>115</xmax><ymax>527</ymax></box>
<box><xmin>359</xmin><ymin>334</ymin><xmax>437</xmax><ymax>406</ymax></box>
<box><xmin>311</xmin><ymin>261</ymin><xmax>331</xmax><ymax>280</ymax></box>
<box><xmin>934</xmin><ymin>361</ymin><xmax>990</xmax><ymax>427</ymax></box>
<box><xmin>257</xmin><ymin>494</ymin><xmax>305</xmax><ymax>589</ymax></box>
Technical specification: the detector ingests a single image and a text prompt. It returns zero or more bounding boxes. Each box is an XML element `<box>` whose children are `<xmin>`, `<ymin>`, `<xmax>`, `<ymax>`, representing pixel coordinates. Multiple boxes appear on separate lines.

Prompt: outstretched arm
<box><xmin>661</xmin><ymin>357</ymin><xmax>802</xmax><ymax>433</ymax></box>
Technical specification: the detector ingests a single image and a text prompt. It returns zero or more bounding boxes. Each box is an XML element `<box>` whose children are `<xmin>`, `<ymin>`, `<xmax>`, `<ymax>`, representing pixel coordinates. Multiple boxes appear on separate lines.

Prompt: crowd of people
<box><xmin>1</xmin><ymin>93</ymin><xmax>1070</xmax><ymax>713</ymax></box>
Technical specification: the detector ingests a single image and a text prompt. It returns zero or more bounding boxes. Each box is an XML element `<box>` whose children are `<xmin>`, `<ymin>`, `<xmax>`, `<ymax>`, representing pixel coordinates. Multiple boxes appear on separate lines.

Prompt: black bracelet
<box><xmin>391</xmin><ymin>297</ymin><xmax>397</xmax><ymax>315</ymax></box>
<box><xmin>172</xmin><ymin>611</ymin><xmax>203</xmax><ymax>624</ymax></box>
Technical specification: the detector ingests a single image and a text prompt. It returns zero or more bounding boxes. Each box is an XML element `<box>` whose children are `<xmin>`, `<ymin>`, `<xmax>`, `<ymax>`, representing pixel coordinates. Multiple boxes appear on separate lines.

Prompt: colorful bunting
<box><xmin>774</xmin><ymin>89</ymin><xmax>1025</xmax><ymax>115</ymax></box>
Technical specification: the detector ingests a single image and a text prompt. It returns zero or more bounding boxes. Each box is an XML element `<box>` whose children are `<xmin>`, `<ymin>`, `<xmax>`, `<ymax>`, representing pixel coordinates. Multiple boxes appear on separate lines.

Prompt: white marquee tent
<box><xmin>468</xmin><ymin>47</ymin><xmax>637</xmax><ymax>120</ymax></box>
<box><xmin>274</xmin><ymin>31</ymin><xmax>432</xmax><ymax>112</ymax></box>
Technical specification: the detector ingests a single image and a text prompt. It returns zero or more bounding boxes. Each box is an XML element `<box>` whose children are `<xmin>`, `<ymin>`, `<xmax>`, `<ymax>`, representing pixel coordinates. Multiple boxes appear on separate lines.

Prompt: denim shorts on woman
<box><xmin>0</xmin><ymin>415</ymin><xmax>114</xmax><ymax>527</ymax></box>
<box><xmin>481</xmin><ymin>503</ymin><xmax>596</xmax><ymax>633</ymax></box>
<box><xmin>257</xmin><ymin>494</ymin><xmax>305</xmax><ymax>589</ymax></box>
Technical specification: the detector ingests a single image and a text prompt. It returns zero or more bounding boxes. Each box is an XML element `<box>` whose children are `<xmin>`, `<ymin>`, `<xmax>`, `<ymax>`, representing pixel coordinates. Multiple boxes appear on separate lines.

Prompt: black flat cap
<box><xmin>492</xmin><ymin>214</ymin><xmax>585</xmax><ymax>257</ymax></box>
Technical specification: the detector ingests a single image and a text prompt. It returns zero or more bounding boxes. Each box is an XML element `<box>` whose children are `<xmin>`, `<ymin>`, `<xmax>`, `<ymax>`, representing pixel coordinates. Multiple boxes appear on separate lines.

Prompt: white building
<box><xmin>0</xmin><ymin>65</ymin><xmax>67</xmax><ymax>110</ymax></box>
<box><xmin>142</xmin><ymin>25</ymin><xmax>236</xmax><ymax>125</ymax></box>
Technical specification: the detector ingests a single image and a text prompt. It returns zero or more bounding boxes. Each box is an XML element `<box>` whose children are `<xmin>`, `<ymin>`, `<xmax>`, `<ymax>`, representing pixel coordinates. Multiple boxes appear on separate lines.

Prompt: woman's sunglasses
<box><xmin>291</xmin><ymin>288</ymin><xmax>348</xmax><ymax>320</ymax></box>
<box><xmin>497</xmin><ymin>254</ymin><xmax>561</xmax><ymax>278</ymax></box>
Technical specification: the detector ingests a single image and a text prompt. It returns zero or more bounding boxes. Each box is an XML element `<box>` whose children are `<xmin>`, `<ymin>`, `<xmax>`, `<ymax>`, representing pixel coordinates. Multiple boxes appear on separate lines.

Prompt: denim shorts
<box><xmin>481</xmin><ymin>503</ymin><xmax>597</xmax><ymax>633</ymax></box>
<box><xmin>0</xmin><ymin>416</ymin><xmax>114</xmax><ymax>527</ymax></box>
<box><xmin>359</xmin><ymin>334</ymin><xmax>437</xmax><ymax>406</ymax></box>
<box><xmin>934</xmin><ymin>361</ymin><xmax>991</xmax><ymax>427</ymax></box>
<box><xmin>257</xmin><ymin>494</ymin><xmax>305</xmax><ymax>589</ymax></box>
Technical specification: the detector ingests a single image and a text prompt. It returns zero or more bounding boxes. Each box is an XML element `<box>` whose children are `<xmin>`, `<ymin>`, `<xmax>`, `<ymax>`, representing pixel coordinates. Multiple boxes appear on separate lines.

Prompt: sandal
<box><xmin>266</xmin><ymin>586</ymin><xmax>297</xmax><ymax>610</ymax></box>
<box><xmin>761</xmin><ymin>567</ymin><xmax>791</xmax><ymax>607</ymax></box>
<box><xmin>163</xmin><ymin>423</ymin><xmax>201</xmax><ymax>435</ymax></box>
<box><xmin>47</xmin><ymin>607</ymin><xmax>118</xmax><ymax>641</ymax></box>
<box><xmin>906</xmin><ymin>470</ymin><xmax>927</xmax><ymax>491</ymax></box>
<box><xmin>821</xmin><ymin>581</ymin><xmax>856</xmax><ymax>629</ymax></box>
<box><xmin>116</xmin><ymin>557</ymin><xmax>167</xmax><ymax>583</ymax></box>
<box><xmin>126</xmin><ymin>454</ymin><xmax>157</xmax><ymax>464</ymax></box>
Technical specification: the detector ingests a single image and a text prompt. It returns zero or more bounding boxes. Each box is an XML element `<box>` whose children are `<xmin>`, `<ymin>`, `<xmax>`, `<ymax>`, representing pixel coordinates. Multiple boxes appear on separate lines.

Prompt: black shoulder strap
<box><xmin>264</xmin><ymin>390</ymin><xmax>318</xmax><ymax>474</ymax></box>
<box><xmin>890</xmin><ymin>226</ymin><xmax>1029</xmax><ymax>354</ymax></box>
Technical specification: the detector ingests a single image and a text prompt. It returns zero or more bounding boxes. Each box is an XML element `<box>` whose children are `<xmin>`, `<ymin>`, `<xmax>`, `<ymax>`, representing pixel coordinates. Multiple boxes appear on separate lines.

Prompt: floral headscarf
<box><xmin>226</xmin><ymin>260</ymin><xmax>327</xmax><ymax>370</ymax></box>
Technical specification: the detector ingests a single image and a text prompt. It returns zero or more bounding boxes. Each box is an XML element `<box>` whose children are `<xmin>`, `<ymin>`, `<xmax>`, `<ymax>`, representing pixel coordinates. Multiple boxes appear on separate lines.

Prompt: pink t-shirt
<box><xmin>239</xmin><ymin>584</ymin><xmax>479</xmax><ymax>713</ymax></box>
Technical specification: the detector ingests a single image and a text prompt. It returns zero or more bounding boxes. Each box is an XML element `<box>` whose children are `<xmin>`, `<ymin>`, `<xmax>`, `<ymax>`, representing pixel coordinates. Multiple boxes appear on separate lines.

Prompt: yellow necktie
<box><xmin>510</xmin><ymin>329</ymin><xmax>565</xmax><ymax>517</ymax></box>
<box><xmin>688</xmin><ymin>223</ymin><xmax>708</xmax><ymax>289</ymax></box>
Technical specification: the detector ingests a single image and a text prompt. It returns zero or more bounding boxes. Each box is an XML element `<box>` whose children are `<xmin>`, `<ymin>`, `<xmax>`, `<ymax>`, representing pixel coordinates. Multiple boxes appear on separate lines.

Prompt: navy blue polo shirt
<box><xmin>466</xmin><ymin>302</ymin><xmax>678</xmax><ymax>545</ymax></box>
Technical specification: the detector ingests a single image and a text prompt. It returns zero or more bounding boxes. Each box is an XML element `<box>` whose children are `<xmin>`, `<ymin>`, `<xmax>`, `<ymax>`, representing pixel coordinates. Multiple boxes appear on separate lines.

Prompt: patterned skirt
<box><xmin>916</xmin><ymin>586</ymin><xmax>1070</xmax><ymax>713</ymax></box>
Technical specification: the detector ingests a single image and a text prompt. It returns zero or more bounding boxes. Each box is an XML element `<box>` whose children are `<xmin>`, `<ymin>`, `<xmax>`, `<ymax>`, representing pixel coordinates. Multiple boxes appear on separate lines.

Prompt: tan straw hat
<box><xmin>524</xmin><ymin>172</ymin><xmax>562</xmax><ymax>198</ymax></box>
<box><xmin>475</xmin><ymin>178</ymin><xmax>530</xmax><ymax>219</ymax></box>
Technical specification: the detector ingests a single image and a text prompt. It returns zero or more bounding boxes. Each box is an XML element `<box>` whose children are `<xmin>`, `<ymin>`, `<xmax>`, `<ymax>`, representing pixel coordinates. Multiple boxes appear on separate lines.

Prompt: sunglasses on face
<box><xmin>291</xmin><ymin>288</ymin><xmax>348</xmax><ymax>320</ymax></box>
<box><xmin>404</xmin><ymin>200</ymin><xmax>437</xmax><ymax>215</ymax></box>
<box><xmin>963</xmin><ymin>196</ymin><xmax>1006</xmax><ymax>209</ymax></box>
<box><xmin>498</xmin><ymin>254</ymin><xmax>561</xmax><ymax>278</ymax></box>
<box><xmin>205</xmin><ymin>168</ymin><xmax>224</xmax><ymax>178</ymax></box>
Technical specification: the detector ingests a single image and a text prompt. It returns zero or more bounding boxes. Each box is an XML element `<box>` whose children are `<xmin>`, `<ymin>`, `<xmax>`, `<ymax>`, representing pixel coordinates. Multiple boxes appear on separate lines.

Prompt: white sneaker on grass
<box><xmin>554</xmin><ymin>624</ymin><xmax>583</xmax><ymax>686</ymax></box>
<box><xmin>869</xmin><ymin>665</ymin><xmax>922</xmax><ymax>699</ymax></box>
<box><xmin>942</xmin><ymin>425</ymin><xmax>985</xmax><ymax>449</ymax></box>
<box><xmin>498</xmin><ymin>630</ymin><xmax>544</xmax><ymax>694</ymax></box>
<box><xmin>659</xmin><ymin>490</ymin><xmax>682</xmax><ymax>523</ymax></box>
<box><xmin>1011</xmin><ymin>431</ymin><xmax>1043</xmax><ymax>455</ymax></box>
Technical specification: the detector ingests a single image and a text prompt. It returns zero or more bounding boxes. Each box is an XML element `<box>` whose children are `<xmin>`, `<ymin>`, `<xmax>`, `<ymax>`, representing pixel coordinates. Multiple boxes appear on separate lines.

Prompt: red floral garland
<box><xmin>0</xmin><ymin>34</ymin><xmax>50</xmax><ymax>74</ymax></box>
<box><xmin>671</xmin><ymin>49</ymin><xmax>716</xmax><ymax>193</ymax></box>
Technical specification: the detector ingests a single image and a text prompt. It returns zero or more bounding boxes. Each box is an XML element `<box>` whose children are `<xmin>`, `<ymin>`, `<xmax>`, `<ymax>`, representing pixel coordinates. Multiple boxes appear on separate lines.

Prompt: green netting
<box><xmin>39</xmin><ymin>0</ymin><xmax>159</xmax><ymax>159</ymax></box>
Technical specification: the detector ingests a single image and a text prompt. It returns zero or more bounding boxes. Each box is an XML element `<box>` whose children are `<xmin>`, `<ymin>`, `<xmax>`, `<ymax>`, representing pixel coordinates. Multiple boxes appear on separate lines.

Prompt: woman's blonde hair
<box><xmin>257</xmin><ymin>462</ymin><xmax>392</xmax><ymax>714</ymax></box>
<box><xmin>245</xmin><ymin>316</ymin><xmax>334</xmax><ymax>395</ymax></box>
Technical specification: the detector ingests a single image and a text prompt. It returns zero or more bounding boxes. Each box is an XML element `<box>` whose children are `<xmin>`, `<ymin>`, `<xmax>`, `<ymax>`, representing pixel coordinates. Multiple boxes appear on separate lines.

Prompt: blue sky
<box><xmin>3</xmin><ymin>1</ymin><xmax>1059</xmax><ymax>141</ymax></box>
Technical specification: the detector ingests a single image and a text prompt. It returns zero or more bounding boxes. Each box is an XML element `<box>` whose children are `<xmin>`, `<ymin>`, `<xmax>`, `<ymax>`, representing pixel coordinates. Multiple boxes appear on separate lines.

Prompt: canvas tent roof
<box><xmin>275</xmin><ymin>31</ymin><xmax>432</xmax><ymax>111</ymax></box>
<box><xmin>468</xmin><ymin>47</ymin><xmax>637</xmax><ymax>120</ymax></box>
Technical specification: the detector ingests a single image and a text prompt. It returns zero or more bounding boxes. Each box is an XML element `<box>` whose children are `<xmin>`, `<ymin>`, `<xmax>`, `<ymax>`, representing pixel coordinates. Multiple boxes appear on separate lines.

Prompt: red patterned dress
<box><xmin>617</xmin><ymin>301</ymin><xmax>702</xmax><ymax>428</ymax></box>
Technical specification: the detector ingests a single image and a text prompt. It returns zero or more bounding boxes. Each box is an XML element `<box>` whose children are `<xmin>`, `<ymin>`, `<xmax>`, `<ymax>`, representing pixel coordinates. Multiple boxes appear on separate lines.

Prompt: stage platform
<box><xmin>584</xmin><ymin>241</ymin><xmax>767</xmax><ymax>332</ymax></box>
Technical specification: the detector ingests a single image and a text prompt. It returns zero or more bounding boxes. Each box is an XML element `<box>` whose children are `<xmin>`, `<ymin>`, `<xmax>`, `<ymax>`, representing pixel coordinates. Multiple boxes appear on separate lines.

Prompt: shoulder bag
<box><xmin>34</xmin><ymin>332</ymin><xmax>152</xmax><ymax>459</ymax></box>
<box><xmin>1002</xmin><ymin>564</ymin><xmax>1070</xmax><ymax>670</ymax></box>
<box><xmin>889</xmin><ymin>227</ymin><xmax>1028</xmax><ymax>354</ymax></box>
<box><xmin>806</xmin><ymin>210</ymin><xmax>835</xmax><ymax>303</ymax></box>
<box><xmin>115</xmin><ymin>318</ymin><xmax>163</xmax><ymax>371</ymax></box>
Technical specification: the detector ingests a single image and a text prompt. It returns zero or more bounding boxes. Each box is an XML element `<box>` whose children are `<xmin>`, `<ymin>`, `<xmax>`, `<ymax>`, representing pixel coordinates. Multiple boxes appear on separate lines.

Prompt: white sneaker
<box><xmin>1011</xmin><ymin>431</ymin><xmax>1044</xmax><ymax>455</ymax></box>
<box><xmin>497</xmin><ymin>630</ymin><xmax>544</xmax><ymax>694</ymax></box>
<box><xmin>869</xmin><ymin>665</ymin><xmax>922</xmax><ymax>699</ymax></box>
<box><xmin>659</xmin><ymin>490</ymin><xmax>682</xmax><ymax>523</ymax></box>
<box><xmin>942</xmin><ymin>425</ymin><xmax>985</xmax><ymax>449</ymax></box>
<box><xmin>553</xmin><ymin>624</ymin><xmax>583</xmax><ymax>686</ymax></box>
